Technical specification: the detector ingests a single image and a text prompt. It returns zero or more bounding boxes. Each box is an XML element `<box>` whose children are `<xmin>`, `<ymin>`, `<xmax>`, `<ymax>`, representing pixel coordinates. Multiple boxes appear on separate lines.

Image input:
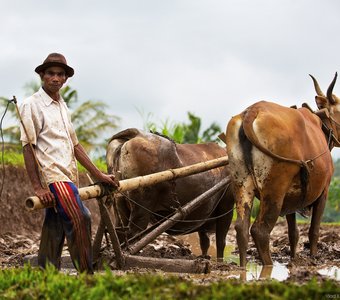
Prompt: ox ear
<box><xmin>315</xmin><ymin>95</ymin><xmax>329</xmax><ymax>110</ymax></box>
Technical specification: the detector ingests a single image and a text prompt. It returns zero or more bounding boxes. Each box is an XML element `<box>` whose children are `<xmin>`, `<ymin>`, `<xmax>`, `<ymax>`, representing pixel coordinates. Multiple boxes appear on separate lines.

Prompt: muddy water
<box><xmin>177</xmin><ymin>233</ymin><xmax>340</xmax><ymax>281</ymax></box>
<box><xmin>318</xmin><ymin>267</ymin><xmax>340</xmax><ymax>281</ymax></box>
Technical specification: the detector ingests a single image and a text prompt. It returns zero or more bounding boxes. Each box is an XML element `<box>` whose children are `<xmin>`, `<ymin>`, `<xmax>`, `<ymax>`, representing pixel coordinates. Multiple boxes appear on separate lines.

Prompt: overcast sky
<box><xmin>2</xmin><ymin>0</ymin><xmax>340</xmax><ymax>157</ymax></box>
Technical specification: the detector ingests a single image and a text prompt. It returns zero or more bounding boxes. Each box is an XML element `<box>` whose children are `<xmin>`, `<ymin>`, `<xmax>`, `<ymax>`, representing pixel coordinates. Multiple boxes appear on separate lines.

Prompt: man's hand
<box><xmin>97</xmin><ymin>173</ymin><xmax>119</xmax><ymax>187</ymax></box>
<box><xmin>35</xmin><ymin>187</ymin><xmax>55</xmax><ymax>206</ymax></box>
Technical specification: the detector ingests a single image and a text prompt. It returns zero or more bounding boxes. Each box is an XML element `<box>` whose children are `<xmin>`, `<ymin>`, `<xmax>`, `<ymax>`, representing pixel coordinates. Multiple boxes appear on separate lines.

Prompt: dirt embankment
<box><xmin>0</xmin><ymin>165</ymin><xmax>101</xmax><ymax>236</ymax></box>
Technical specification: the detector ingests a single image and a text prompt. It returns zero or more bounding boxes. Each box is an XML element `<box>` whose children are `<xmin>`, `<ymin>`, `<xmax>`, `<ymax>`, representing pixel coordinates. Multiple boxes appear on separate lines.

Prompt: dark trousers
<box><xmin>37</xmin><ymin>181</ymin><xmax>93</xmax><ymax>273</ymax></box>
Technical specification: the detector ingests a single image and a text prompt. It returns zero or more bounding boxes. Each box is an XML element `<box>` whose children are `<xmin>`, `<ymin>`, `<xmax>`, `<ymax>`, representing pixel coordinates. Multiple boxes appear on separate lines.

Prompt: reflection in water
<box><xmin>178</xmin><ymin>234</ymin><xmax>290</xmax><ymax>281</ymax></box>
<box><xmin>224</xmin><ymin>246</ymin><xmax>289</xmax><ymax>281</ymax></box>
<box><xmin>243</xmin><ymin>262</ymin><xmax>289</xmax><ymax>281</ymax></box>
<box><xmin>177</xmin><ymin>234</ymin><xmax>339</xmax><ymax>281</ymax></box>
<box><xmin>318</xmin><ymin>266</ymin><xmax>340</xmax><ymax>280</ymax></box>
<box><xmin>223</xmin><ymin>245</ymin><xmax>340</xmax><ymax>282</ymax></box>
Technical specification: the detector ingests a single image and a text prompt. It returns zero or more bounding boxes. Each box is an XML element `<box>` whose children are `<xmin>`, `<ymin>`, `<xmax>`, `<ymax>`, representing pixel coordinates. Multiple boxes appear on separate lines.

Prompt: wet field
<box><xmin>177</xmin><ymin>221</ymin><xmax>340</xmax><ymax>282</ymax></box>
<box><xmin>0</xmin><ymin>221</ymin><xmax>339</xmax><ymax>283</ymax></box>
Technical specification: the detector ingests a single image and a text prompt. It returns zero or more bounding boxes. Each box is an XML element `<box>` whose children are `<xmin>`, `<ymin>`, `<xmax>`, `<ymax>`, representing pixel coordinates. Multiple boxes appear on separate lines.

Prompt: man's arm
<box><xmin>22</xmin><ymin>144</ymin><xmax>55</xmax><ymax>205</ymax></box>
<box><xmin>74</xmin><ymin>143</ymin><xmax>117</xmax><ymax>186</ymax></box>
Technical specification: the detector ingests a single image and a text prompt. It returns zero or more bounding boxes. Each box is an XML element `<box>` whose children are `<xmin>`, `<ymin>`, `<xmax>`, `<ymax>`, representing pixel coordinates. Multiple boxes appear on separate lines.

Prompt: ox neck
<box><xmin>301</xmin><ymin>103</ymin><xmax>339</xmax><ymax>150</ymax></box>
<box><xmin>319</xmin><ymin>115</ymin><xmax>340</xmax><ymax>150</ymax></box>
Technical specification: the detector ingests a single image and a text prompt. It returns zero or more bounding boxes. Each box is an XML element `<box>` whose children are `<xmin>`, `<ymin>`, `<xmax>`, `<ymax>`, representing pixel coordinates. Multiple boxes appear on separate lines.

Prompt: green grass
<box><xmin>1</xmin><ymin>149</ymin><xmax>107</xmax><ymax>172</ymax></box>
<box><xmin>0</xmin><ymin>265</ymin><xmax>339</xmax><ymax>300</ymax></box>
<box><xmin>77</xmin><ymin>158</ymin><xmax>107</xmax><ymax>173</ymax></box>
<box><xmin>1</xmin><ymin>150</ymin><xmax>25</xmax><ymax>166</ymax></box>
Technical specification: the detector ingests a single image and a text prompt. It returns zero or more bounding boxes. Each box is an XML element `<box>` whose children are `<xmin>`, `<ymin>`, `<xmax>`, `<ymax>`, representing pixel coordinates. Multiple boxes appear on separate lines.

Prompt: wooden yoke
<box><xmin>25</xmin><ymin>156</ymin><xmax>229</xmax><ymax>211</ymax></box>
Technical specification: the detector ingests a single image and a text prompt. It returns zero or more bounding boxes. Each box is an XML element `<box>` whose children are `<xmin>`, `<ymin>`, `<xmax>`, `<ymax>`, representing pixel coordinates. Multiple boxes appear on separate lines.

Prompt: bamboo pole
<box><xmin>25</xmin><ymin>184</ymin><xmax>105</xmax><ymax>211</ymax></box>
<box><xmin>25</xmin><ymin>156</ymin><xmax>228</xmax><ymax>211</ymax></box>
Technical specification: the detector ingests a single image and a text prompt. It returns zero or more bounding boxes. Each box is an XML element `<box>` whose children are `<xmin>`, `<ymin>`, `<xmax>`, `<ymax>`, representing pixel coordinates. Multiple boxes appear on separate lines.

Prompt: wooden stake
<box><xmin>123</xmin><ymin>255</ymin><xmax>210</xmax><ymax>274</ymax></box>
<box><xmin>96</xmin><ymin>198</ymin><xmax>125</xmax><ymax>268</ymax></box>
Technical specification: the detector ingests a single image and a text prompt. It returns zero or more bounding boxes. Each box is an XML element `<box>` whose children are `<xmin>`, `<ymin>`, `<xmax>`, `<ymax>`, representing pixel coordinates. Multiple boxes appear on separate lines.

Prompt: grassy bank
<box><xmin>1</xmin><ymin>149</ymin><xmax>107</xmax><ymax>172</ymax></box>
<box><xmin>0</xmin><ymin>265</ymin><xmax>339</xmax><ymax>300</ymax></box>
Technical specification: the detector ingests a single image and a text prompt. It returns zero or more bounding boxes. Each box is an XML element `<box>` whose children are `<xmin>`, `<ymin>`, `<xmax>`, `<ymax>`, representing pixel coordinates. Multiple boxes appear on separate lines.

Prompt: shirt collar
<box><xmin>38</xmin><ymin>87</ymin><xmax>65</xmax><ymax>106</ymax></box>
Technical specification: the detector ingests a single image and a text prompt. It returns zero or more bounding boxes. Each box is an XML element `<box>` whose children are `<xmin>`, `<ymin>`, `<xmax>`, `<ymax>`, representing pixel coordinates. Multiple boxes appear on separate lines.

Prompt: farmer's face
<box><xmin>41</xmin><ymin>66</ymin><xmax>67</xmax><ymax>95</ymax></box>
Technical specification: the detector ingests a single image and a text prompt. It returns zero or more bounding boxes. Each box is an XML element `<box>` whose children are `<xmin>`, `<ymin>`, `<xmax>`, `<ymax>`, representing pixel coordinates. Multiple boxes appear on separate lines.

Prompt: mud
<box><xmin>1</xmin><ymin>165</ymin><xmax>340</xmax><ymax>283</ymax></box>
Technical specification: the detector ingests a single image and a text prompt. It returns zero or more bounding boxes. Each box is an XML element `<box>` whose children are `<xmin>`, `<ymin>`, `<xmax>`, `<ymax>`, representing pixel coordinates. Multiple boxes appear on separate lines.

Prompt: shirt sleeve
<box><xmin>19</xmin><ymin>100</ymin><xmax>41</xmax><ymax>146</ymax></box>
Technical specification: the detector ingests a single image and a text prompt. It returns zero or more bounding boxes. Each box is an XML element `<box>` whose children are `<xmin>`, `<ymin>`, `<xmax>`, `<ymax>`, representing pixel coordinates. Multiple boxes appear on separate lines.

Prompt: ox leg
<box><xmin>215</xmin><ymin>192</ymin><xmax>234</xmax><ymax>262</ymax></box>
<box><xmin>308</xmin><ymin>192</ymin><xmax>327</xmax><ymax>257</ymax></box>
<box><xmin>128</xmin><ymin>190</ymin><xmax>153</xmax><ymax>238</ymax></box>
<box><xmin>113</xmin><ymin>195</ymin><xmax>131</xmax><ymax>243</ymax></box>
<box><xmin>250</xmin><ymin>171</ymin><xmax>292</xmax><ymax>266</ymax></box>
<box><xmin>128</xmin><ymin>206</ymin><xmax>150</xmax><ymax>238</ymax></box>
<box><xmin>235</xmin><ymin>205</ymin><xmax>252</xmax><ymax>267</ymax></box>
<box><xmin>198</xmin><ymin>231</ymin><xmax>210</xmax><ymax>258</ymax></box>
<box><xmin>234</xmin><ymin>186</ymin><xmax>254</xmax><ymax>268</ymax></box>
<box><xmin>286</xmin><ymin>213</ymin><xmax>299</xmax><ymax>259</ymax></box>
<box><xmin>251</xmin><ymin>196</ymin><xmax>283</xmax><ymax>266</ymax></box>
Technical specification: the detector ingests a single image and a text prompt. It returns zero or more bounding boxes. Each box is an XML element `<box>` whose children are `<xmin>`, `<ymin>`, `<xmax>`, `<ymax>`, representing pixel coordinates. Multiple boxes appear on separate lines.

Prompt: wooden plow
<box><xmin>25</xmin><ymin>156</ymin><xmax>230</xmax><ymax>274</ymax></box>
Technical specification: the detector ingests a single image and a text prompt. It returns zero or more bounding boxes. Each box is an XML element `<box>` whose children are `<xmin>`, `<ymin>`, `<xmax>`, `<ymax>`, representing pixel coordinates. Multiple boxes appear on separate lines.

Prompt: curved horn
<box><xmin>326</xmin><ymin>72</ymin><xmax>338</xmax><ymax>104</ymax></box>
<box><xmin>309</xmin><ymin>74</ymin><xmax>326</xmax><ymax>97</ymax></box>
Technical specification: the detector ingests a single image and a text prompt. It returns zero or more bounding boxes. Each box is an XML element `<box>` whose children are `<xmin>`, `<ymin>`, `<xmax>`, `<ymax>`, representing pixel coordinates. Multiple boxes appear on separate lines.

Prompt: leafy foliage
<box><xmin>322</xmin><ymin>159</ymin><xmax>340</xmax><ymax>222</ymax></box>
<box><xmin>0</xmin><ymin>96</ymin><xmax>20</xmax><ymax>143</ymax></box>
<box><xmin>142</xmin><ymin>111</ymin><xmax>222</xmax><ymax>144</ymax></box>
<box><xmin>323</xmin><ymin>177</ymin><xmax>340</xmax><ymax>222</ymax></box>
<box><xmin>333</xmin><ymin>158</ymin><xmax>340</xmax><ymax>178</ymax></box>
<box><xmin>71</xmin><ymin>99</ymin><xmax>119</xmax><ymax>153</ymax></box>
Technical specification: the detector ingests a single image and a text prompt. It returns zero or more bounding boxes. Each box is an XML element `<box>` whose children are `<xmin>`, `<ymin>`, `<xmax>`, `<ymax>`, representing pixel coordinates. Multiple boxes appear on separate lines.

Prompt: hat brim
<box><xmin>35</xmin><ymin>62</ymin><xmax>74</xmax><ymax>77</ymax></box>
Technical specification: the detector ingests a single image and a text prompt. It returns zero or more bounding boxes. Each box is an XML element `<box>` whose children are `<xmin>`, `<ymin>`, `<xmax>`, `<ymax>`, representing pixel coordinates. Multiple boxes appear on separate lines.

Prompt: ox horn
<box><xmin>326</xmin><ymin>72</ymin><xmax>338</xmax><ymax>105</ymax></box>
<box><xmin>309</xmin><ymin>74</ymin><xmax>326</xmax><ymax>97</ymax></box>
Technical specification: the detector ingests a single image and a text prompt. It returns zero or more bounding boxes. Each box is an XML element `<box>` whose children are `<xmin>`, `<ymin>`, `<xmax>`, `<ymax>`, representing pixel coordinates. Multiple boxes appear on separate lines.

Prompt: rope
<box><xmin>245</xmin><ymin>111</ymin><xmax>335</xmax><ymax>169</ymax></box>
<box><xmin>118</xmin><ymin>181</ymin><xmax>232</xmax><ymax>225</ymax></box>
<box><xmin>120</xmin><ymin>187</ymin><xmax>236</xmax><ymax>247</ymax></box>
<box><xmin>0</xmin><ymin>100</ymin><xmax>12</xmax><ymax>199</ymax></box>
<box><xmin>330</xmin><ymin>115</ymin><xmax>340</xmax><ymax>128</ymax></box>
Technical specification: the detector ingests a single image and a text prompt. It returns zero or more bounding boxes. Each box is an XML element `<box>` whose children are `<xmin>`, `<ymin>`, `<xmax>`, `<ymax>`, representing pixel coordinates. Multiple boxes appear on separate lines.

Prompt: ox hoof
<box><xmin>197</xmin><ymin>255</ymin><xmax>211</xmax><ymax>260</ymax></box>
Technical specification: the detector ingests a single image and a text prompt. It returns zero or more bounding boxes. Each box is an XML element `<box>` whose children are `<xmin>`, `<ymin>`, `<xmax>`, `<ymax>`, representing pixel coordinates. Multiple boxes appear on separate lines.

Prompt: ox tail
<box><xmin>238</xmin><ymin>124</ymin><xmax>254</xmax><ymax>177</ymax></box>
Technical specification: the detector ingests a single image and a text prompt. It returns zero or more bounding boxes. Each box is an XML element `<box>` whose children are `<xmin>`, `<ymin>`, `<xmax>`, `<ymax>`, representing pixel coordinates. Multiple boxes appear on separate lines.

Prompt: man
<box><xmin>19</xmin><ymin>53</ymin><xmax>117</xmax><ymax>274</ymax></box>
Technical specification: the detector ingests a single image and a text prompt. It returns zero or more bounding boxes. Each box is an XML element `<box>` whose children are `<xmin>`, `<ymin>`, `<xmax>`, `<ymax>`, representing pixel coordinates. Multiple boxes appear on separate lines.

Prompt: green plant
<box><xmin>140</xmin><ymin>110</ymin><xmax>222</xmax><ymax>144</ymax></box>
<box><xmin>0</xmin><ymin>265</ymin><xmax>339</xmax><ymax>300</ymax></box>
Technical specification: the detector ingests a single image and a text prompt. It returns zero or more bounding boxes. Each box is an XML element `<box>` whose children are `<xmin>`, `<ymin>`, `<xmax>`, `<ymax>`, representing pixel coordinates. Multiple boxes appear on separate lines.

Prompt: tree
<box><xmin>71</xmin><ymin>100</ymin><xmax>120</xmax><ymax>153</ymax></box>
<box><xmin>142</xmin><ymin>111</ymin><xmax>222</xmax><ymax>144</ymax></box>
<box><xmin>0</xmin><ymin>81</ymin><xmax>120</xmax><ymax>156</ymax></box>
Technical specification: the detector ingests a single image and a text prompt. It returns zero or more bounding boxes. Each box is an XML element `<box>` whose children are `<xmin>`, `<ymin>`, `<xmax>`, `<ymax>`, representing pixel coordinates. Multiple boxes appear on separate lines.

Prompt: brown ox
<box><xmin>226</xmin><ymin>73</ymin><xmax>340</xmax><ymax>266</ymax></box>
<box><xmin>106</xmin><ymin>128</ymin><xmax>234</xmax><ymax>260</ymax></box>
